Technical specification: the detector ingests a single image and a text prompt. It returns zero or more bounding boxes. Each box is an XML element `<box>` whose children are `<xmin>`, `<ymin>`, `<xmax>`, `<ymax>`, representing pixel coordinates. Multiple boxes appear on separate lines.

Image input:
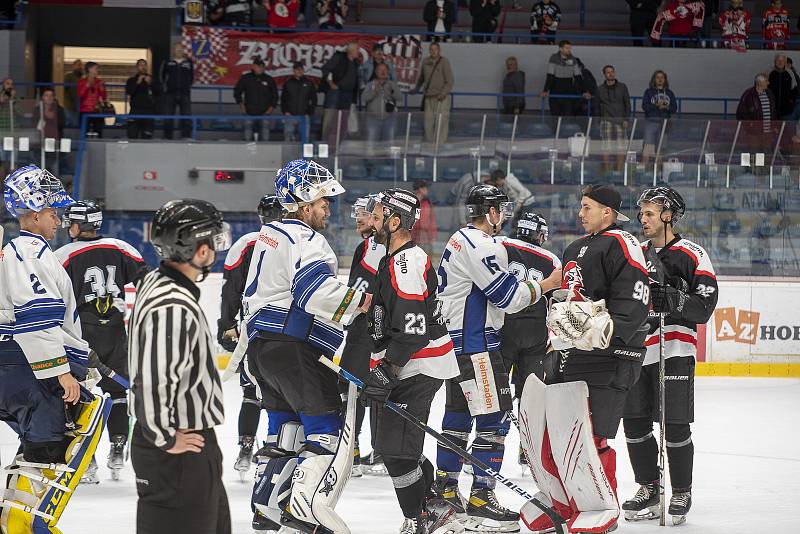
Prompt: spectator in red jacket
<box><xmin>719</xmin><ymin>0</ymin><xmax>750</xmax><ymax>51</ymax></box>
<box><xmin>77</xmin><ymin>61</ymin><xmax>108</xmax><ymax>137</ymax></box>
<box><xmin>762</xmin><ymin>0</ymin><xmax>790</xmax><ymax>50</ymax></box>
<box><xmin>266</xmin><ymin>0</ymin><xmax>299</xmax><ymax>28</ymax></box>
<box><xmin>411</xmin><ymin>179</ymin><xmax>437</xmax><ymax>256</ymax></box>
<box><xmin>651</xmin><ymin>0</ymin><xmax>705</xmax><ymax>46</ymax></box>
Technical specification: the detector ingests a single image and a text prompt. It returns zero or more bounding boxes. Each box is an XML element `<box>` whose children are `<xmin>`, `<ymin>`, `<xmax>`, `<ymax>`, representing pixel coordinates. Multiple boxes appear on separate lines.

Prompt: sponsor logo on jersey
<box><xmin>577</xmin><ymin>246</ymin><xmax>588</xmax><ymax>258</ymax></box>
<box><xmin>448</xmin><ymin>238</ymin><xmax>462</xmax><ymax>252</ymax></box>
<box><xmin>476</xmin><ymin>354</ymin><xmax>494</xmax><ymax>411</ymax></box>
<box><xmin>258</xmin><ymin>233</ymin><xmax>279</xmax><ymax>249</ymax></box>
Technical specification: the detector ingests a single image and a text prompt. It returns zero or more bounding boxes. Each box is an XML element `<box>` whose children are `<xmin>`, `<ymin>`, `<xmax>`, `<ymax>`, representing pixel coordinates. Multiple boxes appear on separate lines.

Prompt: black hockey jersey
<box><xmin>560</xmin><ymin>224</ymin><xmax>650</xmax><ymax>356</ymax></box>
<box><xmin>369</xmin><ymin>241</ymin><xmax>458</xmax><ymax>381</ymax></box>
<box><xmin>219</xmin><ymin>231</ymin><xmax>258</xmax><ymax>334</ymax></box>
<box><xmin>348</xmin><ymin>236</ymin><xmax>385</xmax><ymax>294</ymax></box>
<box><xmin>641</xmin><ymin>235</ymin><xmax>718</xmax><ymax>365</ymax></box>
<box><xmin>54</xmin><ymin>236</ymin><xmax>149</xmax><ymax>321</ymax></box>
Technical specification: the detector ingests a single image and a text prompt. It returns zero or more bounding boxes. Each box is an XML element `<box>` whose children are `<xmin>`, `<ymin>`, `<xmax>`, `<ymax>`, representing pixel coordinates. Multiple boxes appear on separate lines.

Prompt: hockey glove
<box><xmin>651</xmin><ymin>284</ymin><xmax>687</xmax><ymax>315</ymax></box>
<box><xmin>548</xmin><ymin>298</ymin><xmax>614</xmax><ymax>351</ymax></box>
<box><xmin>218</xmin><ymin>327</ymin><xmax>239</xmax><ymax>353</ymax></box>
<box><xmin>360</xmin><ymin>360</ymin><xmax>399</xmax><ymax>410</ymax></box>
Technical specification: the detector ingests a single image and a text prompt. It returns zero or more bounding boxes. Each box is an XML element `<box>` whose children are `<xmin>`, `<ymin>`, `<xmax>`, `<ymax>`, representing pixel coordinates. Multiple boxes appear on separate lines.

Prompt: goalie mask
<box><xmin>637</xmin><ymin>186</ymin><xmax>686</xmax><ymax>226</ymax></box>
<box><xmin>4</xmin><ymin>165</ymin><xmax>74</xmax><ymax>219</ymax></box>
<box><xmin>275</xmin><ymin>159</ymin><xmax>345</xmax><ymax>213</ymax></box>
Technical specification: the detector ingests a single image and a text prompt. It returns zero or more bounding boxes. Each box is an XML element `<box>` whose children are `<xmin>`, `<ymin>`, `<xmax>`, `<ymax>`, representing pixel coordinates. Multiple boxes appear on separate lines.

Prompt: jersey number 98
<box><xmin>632</xmin><ymin>280</ymin><xmax>650</xmax><ymax>305</ymax></box>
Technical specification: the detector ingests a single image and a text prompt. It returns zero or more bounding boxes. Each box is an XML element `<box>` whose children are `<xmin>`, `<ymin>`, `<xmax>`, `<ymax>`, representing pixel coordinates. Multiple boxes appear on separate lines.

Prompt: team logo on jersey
<box><xmin>577</xmin><ymin>246</ymin><xmax>588</xmax><ymax>258</ymax></box>
<box><xmin>561</xmin><ymin>261</ymin><xmax>585</xmax><ymax>295</ymax></box>
<box><xmin>319</xmin><ymin>467</ymin><xmax>338</xmax><ymax>497</ymax></box>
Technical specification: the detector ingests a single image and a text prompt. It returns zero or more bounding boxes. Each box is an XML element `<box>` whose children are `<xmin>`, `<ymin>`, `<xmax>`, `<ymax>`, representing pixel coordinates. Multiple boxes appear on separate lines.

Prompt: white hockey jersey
<box><xmin>242</xmin><ymin>219</ymin><xmax>366</xmax><ymax>356</ymax></box>
<box><xmin>437</xmin><ymin>225</ymin><xmax>541</xmax><ymax>355</ymax></box>
<box><xmin>0</xmin><ymin>230</ymin><xmax>89</xmax><ymax>379</ymax></box>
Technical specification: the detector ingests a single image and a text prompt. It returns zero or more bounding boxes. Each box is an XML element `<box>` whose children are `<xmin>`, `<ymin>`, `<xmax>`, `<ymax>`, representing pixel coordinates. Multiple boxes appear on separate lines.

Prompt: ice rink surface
<box><xmin>2</xmin><ymin>376</ymin><xmax>799</xmax><ymax>534</ymax></box>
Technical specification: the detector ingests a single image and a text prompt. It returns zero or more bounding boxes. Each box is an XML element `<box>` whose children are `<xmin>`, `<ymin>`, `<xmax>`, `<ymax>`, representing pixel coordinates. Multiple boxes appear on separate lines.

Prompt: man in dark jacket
<box><xmin>233</xmin><ymin>58</ymin><xmax>278</xmax><ymax>141</ymax></box>
<box><xmin>281</xmin><ymin>62</ymin><xmax>317</xmax><ymax>142</ymax></box>
<box><xmin>502</xmin><ymin>56</ymin><xmax>526</xmax><ymax>115</ymax></box>
<box><xmin>125</xmin><ymin>59</ymin><xmax>159</xmax><ymax>139</ymax></box>
<box><xmin>597</xmin><ymin>65</ymin><xmax>631</xmax><ymax>171</ymax></box>
<box><xmin>768</xmin><ymin>52</ymin><xmax>796</xmax><ymax>118</ymax></box>
<box><xmin>159</xmin><ymin>43</ymin><xmax>194</xmax><ymax>139</ymax></box>
<box><xmin>540</xmin><ymin>40</ymin><xmax>588</xmax><ymax>117</ymax></box>
<box><xmin>626</xmin><ymin>0</ymin><xmax>660</xmax><ymax>46</ymax></box>
<box><xmin>321</xmin><ymin>41</ymin><xmax>360</xmax><ymax>147</ymax></box>
<box><xmin>423</xmin><ymin>0</ymin><xmax>456</xmax><ymax>40</ymax></box>
<box><xmin>470</xmin><ymin>0</ymin><xmax>501</xmax><ymax>43</ymax></box>
<box><xmin>737</xmin><ymin>73</ymin><xmax>776</xmax><ymax>153</ymax></box>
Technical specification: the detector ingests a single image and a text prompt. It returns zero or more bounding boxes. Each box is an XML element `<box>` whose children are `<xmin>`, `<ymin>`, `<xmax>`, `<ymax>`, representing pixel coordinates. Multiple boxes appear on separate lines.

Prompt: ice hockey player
<box><xmin>340</xmin><ymin>194</ymin><xmax>386</xmax><ymax>477</ymax></box>
<box><xmin>1</xmin><ymin>165</ymin><xmax>110</xmax><ymax>534</ymax></box>
<box><xmin>217</xmin><ymin>194</ymin><xmax>283</xmax><ymax>478</ymax></box>
<box><xmin>497</xmin><ymin>210</ymin><xmax>561</xmax><ymax>467</ymax></box>
<box><xmin>243</xmin><ymin>159</ymin><xmax>371</xmax><ymax>533</ymax></box>
<box><xmin>435</xmin><ymin>184</ymin><xmax>562</xmax><ymax>533</ymax></box>
<box><xmin>54</xmin><ymin>200</ymin><xmax>149</xmax><ymax>483</ymax></box>
<box><xmin>621</xmin><ymin>186</ymin><xmax>718</xmax><ymax>525</ymax></box>
<box><xmin>520</xmin><ymin>184</ymin><xmax>650</xmax><ymax>534</ymax></box>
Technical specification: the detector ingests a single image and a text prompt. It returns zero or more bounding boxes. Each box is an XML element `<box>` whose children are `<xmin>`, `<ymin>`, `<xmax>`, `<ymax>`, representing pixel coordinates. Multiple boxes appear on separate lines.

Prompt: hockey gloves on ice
<box><xmin>360</xmin><ymin>360</ymin><xmax>399</xmax><ymax>410</ymax></box>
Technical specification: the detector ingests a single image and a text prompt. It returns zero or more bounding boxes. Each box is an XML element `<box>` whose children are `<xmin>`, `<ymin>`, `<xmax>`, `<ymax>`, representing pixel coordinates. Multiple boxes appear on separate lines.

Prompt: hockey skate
<box><xmin>622</xmin><ymin>482</ymin><xmax>660</xmax><ymax>521</ymax></box>
<box><xmin>80</xmin><ymin>456</ymin><xmax>99</xmax><ymax>485</ymax></box>
<box><xmin>464</xmin><ymin>487</ymin><xmax>520</xmax><ymax>533</ymax></box>
<box><xmin>351</xmin><ymin>441</ymin><xmax>362</xmax><ymax>478</ymax></box>
<box><xmin>107</xmin><ymin>434</ymin><xmax>126</xmax><ymax>481</ymax></box>
<box><xmin>234</xmin><ymin>435</ymin><xmax>255</xmax><ymax>481</ymax></box>
<box><xmin>361</xmin><ymin>450</ymin><xmax>388</xmax><ymax>476</ymax></box>
<box><xmin>399</xmin><ymin>514</ymin><xmax>427</xmax><ymax>534</ymax></box>
<box><xmin>432</xmin><ymin>470</ymin><xmax>466</xmax><ymax>519</ymax></box>
<box><xmin>669</xmin><ymin>490</ymin><xmax>691</xmax><ymax>526</ymax></box>
<box><xmin>426</xmin><ymin>496</ymin><xmax>467</xmax><ymax>534</ymax></box>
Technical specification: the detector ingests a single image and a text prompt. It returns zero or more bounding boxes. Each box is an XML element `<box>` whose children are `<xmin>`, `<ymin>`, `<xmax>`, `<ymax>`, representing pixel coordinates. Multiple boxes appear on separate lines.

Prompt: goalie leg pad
<box><xmin>1</xmin><ymin>394</ymin><xmax>110</xmax><ymax>534</ymax></box>
<box><xmin>266</xmin><ymin>411</ymin><xmax>303</xmax><ymax>451</ymax></box>
<box><xmin>252</xmin><ymin>447</ymin><xmax>298</xmax><ymax>526</ymax></box>
<box><xmin>544</xmin><ymin>381</ymin><xmax>618</xmax><ymax>533</ymax></box>
<box><xmin>288</xmin><ymin>382</ymin><xmax>356</xmax><ymax>533</ymax></box>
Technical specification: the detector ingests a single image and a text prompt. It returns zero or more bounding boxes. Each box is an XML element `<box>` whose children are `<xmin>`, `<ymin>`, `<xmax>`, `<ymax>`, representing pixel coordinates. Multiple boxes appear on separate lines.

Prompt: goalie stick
<box><xmin>318</xmin><ymin>355</ymin><xmax>568</xmax><ymax>534</ymax></box>
<box><xmin>221</xmin><ymin>325</ymin><xmax>248</xmax><ymax>382</ymax></box>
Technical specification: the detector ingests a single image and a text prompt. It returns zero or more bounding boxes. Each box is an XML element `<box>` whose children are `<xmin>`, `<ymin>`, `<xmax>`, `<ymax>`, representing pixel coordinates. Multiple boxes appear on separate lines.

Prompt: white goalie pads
<box><xmin>546</xmin><ymin>294</ymin><xmax>614</xmax><ymax>351</ymax></box>
<box><xmin>289</xmin><ymin>381</ymin><xmax>357</xmax><ymax>533</ymax></box>
<box><xmin>518</xmin><ymin>375</ymin><xmax>618</xmax><ymax>533</ymax></box>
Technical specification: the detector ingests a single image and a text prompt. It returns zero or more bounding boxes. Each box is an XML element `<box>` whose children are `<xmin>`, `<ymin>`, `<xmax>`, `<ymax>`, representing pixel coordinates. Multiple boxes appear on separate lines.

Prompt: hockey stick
<box><xmin>88</xmin><ymin>349</ymin><xmax>130</xmax><ymax>389</ymax></box>
<box><xmin>658</xmin><ymin>312</ymin><xmax>666</xmax><ymax>526</ymax></box>
<box><xmin>318</xmin><ymin>356</ymin><xmax>568</xmax><ymax>534</ymax></box>
<box><xmin>221</xmin><ymin>326</ymin><xmax>248</xmax><ymax>382</ymax></box>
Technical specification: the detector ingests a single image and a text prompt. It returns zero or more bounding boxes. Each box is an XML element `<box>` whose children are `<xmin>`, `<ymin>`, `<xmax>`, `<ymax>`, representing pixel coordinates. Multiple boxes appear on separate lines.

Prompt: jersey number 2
<box><xmin>85</xmin><ymin>265</ymin><xmax>121</xmax><ymax>302</ymax></box>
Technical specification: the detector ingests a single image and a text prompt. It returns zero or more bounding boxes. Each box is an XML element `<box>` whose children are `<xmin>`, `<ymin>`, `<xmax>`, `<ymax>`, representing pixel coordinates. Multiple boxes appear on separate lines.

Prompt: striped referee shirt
<box><xmin>128</xmin><ymin>264</ymin><xmax>225</xmax><ymax>450</ymax></box>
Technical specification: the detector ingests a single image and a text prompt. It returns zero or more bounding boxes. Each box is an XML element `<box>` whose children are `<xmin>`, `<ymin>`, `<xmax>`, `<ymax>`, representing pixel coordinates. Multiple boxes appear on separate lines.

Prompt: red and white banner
<box><xmin>181</xmin><ymin>26</ymin><xmax>423</xmax><ymax>91</ymax></box>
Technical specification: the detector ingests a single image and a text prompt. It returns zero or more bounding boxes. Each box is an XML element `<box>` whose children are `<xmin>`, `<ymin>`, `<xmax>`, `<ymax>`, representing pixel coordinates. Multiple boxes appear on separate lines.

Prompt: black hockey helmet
<box><xmin>258</xmin><ymin>194</ymin><xmax>283</xmax><ymax>225</ymax></box>
<box><xmin>367</xmin><ymin>188</ymin><xmax>420</xmax><ymax>231</ymax></box>
<box><xmin>150</xmin><ymin>199</ymin><xmax>231</xmax><ymax>262</ymax></box>
<box><xmin>515</xmin><ymin>210</ymin><xmax>549</xmax><ymax>245</ymax></box>
<box><xmin>465</xmin><ymin>184</ymin><xmax>513</xmax><ymax>219</ymax></box>
<box><xmin>637</xmin><ymin>186</ymin><xmax>686</xmax><ymax>225</ymax></box>
<box><xmin>63</xmin><ymin>200</ymin><xmax>103</xmax><ymax>232</ymax></box>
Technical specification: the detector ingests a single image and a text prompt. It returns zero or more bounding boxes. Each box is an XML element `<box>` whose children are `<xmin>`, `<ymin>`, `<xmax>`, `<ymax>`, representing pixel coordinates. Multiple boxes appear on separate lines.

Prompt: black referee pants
<box><xmin>132</xmin><ymin>425</ymin><xmax>231</xmax><ymax>534</ymax></box>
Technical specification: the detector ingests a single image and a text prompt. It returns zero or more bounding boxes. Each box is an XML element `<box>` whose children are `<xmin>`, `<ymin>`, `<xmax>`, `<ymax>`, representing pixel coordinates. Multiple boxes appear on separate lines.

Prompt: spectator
<box><xmin>359</xmin><ymin>43</ymin><xmax>397</xmax><ymax>91</ymax></box>
<box><xmin>470</xmin><ymin>0</ymin><xmax>501</xmax><ymax>43</ymax></box>
<box><xmin>33</xmin><ymin>87</ymin><xmax>65</xmax><ymax>140</ymax></box>
<box><xmin>1</xmin><ymin>77</ymin><xmax>15</xmax><ymax>103</ymax></box>
<box><xmin>596</xmin><ymin>65</ymin><xmax>631</xmax><ymax>171</ymax></box>
<box><xmin>318</xmin><ymin>0</ymin><xmax>347</xmax><ymax>29</ymax></box>
<box><xmin>63</xmin><ymin>59</ymin><xmax>82</xmax><ymax>127</ymax></box>
<box><xmin>502</xmin><ymin>56</ymin><xmax>526</xmax><ymax>115</ymax></box>
<box><xmin>736</xmin><ymin>74</ymin><xmax>775</xmax><ymax>132</ymax></box>
<box><xmin>626</xmin><ymin>0</ymin><xmax>660</xmax><ymax>46</ymax></box>
<box><xmin>266</xmin><ymin>0</ymin><xmax>300</xmax><ymax>28</ymax></box>
<box><xmin>762</xmin><ymin>1</ymin><xmax>789</xmax><ymax>50</ymax></box>
<box><xmin>415</xmin><ymin>41</ymin><xmax>454</xmax><ymax>144</ymax></box>
<box><xmin>362</xmin><ymin>63</ymin><xmax>400</xmax><ymax>147</ymax></box>
<box><xmin>0</xmin><ymin>77</ymin><xmax>19</xmax><ymax>133</ymax></box>
<box><xmin>125</xmin><ymin>59</ymin><xmax>158</xmax><ymax>139</ymax></box>
<box><xmin>321</xmin><ymin>40</ymin><xmax>360</xmax><ymax>147</ymax></box>
<box><xmin>281</xmin><ymin>61</ymin><xmax>317</xmax><ymax>142</ymax></box>
<box><xmin>530</xmin><ymin>0</ymin><xmax>561</xmax><ymax>44</ymax></box>
<box><xmin>486</xmin><ymin>167</ymin><xmax>532</xmax><ymax>215</ymax></box>
<box><xmin>234</xmin><ymin>58</ymin><xmax>278</xmax><ymax>141</ymax></box>
<box><xmin>641</xmin><ymin>69</ymin><xmax>677</xmax><ymax>163</ymax></box>
<box><xmin>576</xmin><ymin>58</ymin><xmax>597</xmax><ymax>115</ymax></box>
<box><xmin>449</xmin><ymin>168</ymin><xmax>489</xmax><ymax>230</ymax></box>
<box><xmin>540</xmin><ymin>40</ymin><xmax>586</xmax><ymax>117</ymax></box>
<box><xmin>719</xmin><ymin>0</ymin><xmax>750</xmax><ymax>51</ymax></box>
<box><xmin>160</xmin><ymin>43</ymin><xmax>194</xmax><ymax>140</ymax></box>
<box><xmin>77</xmin><ymin>62</ymin><xmax>108</xmax><ymax>138</ymax></box>
<box><xmin>651</xmin><ymin>0</ymin><xmax>705</xmax><ymax>47</ymax></box>
<box><xmin>423</xmin><ymin>0</ymin><xmax>456</xmax><ymax>41</ymax></box>
<box><xmin>411</xmin><ymin>179</ymin><xmax>438</xmax><ymax>256</ymax></box>
<box><xmin>207</xmin><ymin>0</ymin><xmax>256</xmax><ymax>25</ymax></box>
<box><xmin>768</xmin><ymin>53</ymin><xmax>796</xmax><ymax>119</ymax></box>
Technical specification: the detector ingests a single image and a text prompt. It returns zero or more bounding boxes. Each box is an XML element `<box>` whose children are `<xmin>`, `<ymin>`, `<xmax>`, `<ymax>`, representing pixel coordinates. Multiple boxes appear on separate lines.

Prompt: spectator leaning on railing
<box><xmin>530</xmin><ymin>0</ymin><xmax>561</xmax><ymax>44</ymax></box>
<box><xmin>233</xmin><ymin>57</ymin><xmax>278</xmax><ymax>142</ymax></box>
<box><xmin>762</xmin><ymin>0</ymin><xmax>789</xmax><ymax>50</ymax></box>
<box><xmin>641</xmin><ymin>69</ymin><xmax>677</xmax><ymax>163</ymax></box>
<box><xmin>626</xmin><ymin>0</ymin><xmax>659</xmax><ymax>46</ymax></box>
<box><xmin>502</xmin><ymin>56</ymin><xmax>525</xmax><ymax>115</ymax></box>
<box><xmin>77</xmin><ymin>62</ymin><xmax>108</xmax><ymax>138</ymax></box>
<box><xmin>768</xmin><ymin>53</ymin><xmax>796</xmax><ymax>119</ymax></box>
<box><xmin>596</xmin><ymin>65</ymin><xmax>631</xmax><ymax>171</ymax></box>
<box><xmin>423</xmin><ymin>0</ymin><xmax>456</xmax><ymax>42</ymax></box>
<box><xmin>317</xmin><ymin>0</ymin><xmax>347</xmax><ymax>29</ymax></box>
<box><xmin>415</xmin><ymin>41</ymin><xmax>454</xmax><ymax>144</ymax></box>
<box><xmin>160</xmin><ymin>43</ymin><xmax>194</xmax><ymax>140</ymax></box>
<box><xmin>470</xmin><ymin>0</ymin><xmax>501</xmax><ymax>44</ymax></box>
<box><xmin>63</xmin><ymin>59</ymin><xmax>82</xmax><ymax>127</ymax></box>
<box><xmin>719</xmin><ymin>0</ymin><xmax>750</xmax><ymax>52</ymax></box>
<box><xmin>126</xmin><ymin>59</ymin><xmax>159</xmax><ymax>140</ymax></box>
<box><xmin>281</xmin><ymin>61</ymin><xmax>316</xmax><ymax>142</ymax></box>
<box><xmin>540</xmin><ymin>40</ymin><xmax>587</xmax><ymax>117</ymax></box>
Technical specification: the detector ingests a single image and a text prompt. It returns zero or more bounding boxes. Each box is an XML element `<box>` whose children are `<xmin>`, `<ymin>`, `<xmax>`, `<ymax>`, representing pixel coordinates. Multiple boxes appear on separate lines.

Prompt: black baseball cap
<box><xmin>582</xmin><ymin>184</ymin><xmax>630</xmax><ymax>222</ymax></box>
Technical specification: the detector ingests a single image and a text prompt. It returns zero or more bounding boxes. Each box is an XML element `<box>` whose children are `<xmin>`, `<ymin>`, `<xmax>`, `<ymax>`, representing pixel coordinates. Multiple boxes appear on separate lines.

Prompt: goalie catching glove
<box><xmin>546</xmin><ymin>290</ymin><xmax>614</xmax><ymax>351</ymax></box>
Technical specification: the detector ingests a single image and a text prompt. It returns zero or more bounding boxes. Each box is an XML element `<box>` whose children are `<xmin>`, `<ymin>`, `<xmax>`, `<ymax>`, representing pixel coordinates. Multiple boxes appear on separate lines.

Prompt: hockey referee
<box><xmin>128</xmin><ymin>199</ymin><xmax>232</xmax><ymax>534</ymax></box>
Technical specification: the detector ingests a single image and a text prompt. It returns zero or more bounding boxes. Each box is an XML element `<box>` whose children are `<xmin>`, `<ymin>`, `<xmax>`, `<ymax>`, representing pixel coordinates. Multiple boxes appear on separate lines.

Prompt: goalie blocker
<box><xmin>529</xmin><ymin>186</ymin><xmax>650</xmax><ymax>533</ymax></box>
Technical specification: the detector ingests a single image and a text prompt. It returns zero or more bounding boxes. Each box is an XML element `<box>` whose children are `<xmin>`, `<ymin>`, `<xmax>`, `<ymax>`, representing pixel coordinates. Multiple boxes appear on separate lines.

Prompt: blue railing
<box><xmin>72</xmin><ymin>112</ymin><xmax>308</xmax><ymax>198</ymax></box>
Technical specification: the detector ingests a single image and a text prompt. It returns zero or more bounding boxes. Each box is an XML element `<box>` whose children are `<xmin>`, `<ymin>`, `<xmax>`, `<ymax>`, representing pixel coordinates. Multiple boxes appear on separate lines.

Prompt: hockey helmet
<box><xmin>150</xmin><ymin>199</ymin><xmax>231</xmax><ymax>263</ymax></box>
<box><xmin>515</xmin><ymin>210</ymin><xmax>549</xmax><ymax>245</ymax></box>
<box><xmin>63</xmin><ymin>200</ymin><xmax>103</xmax><ymax>232</ymax></box>
<box><xmin>367</xmin><ymin>188</ymin><xmax>421</xmax><ymax>231</ymax></box>
<box><xmin>465</xmin><ymin>184</ymin><xmax>513</xmax><ymax>219</ymax></box>
<box><xmin>275</xmin><ymin>159</ymin><xmax>345</xmax><ymax>213</ymax></box>
<box><xmin>351</xmin><ymin>194</ymin><xmax>378</xmax><ymax>219</ymax></box>
<box><xmin>637</xmin><ymin>186</ymin><xmax>686</xmax><ymax>225</ymax></box>
<box><xmin>258</xmin><ymin>194</ymin><xmax>283</xmax><ymax>225</ymax></box>
<box><xmin>3</xmin><ymin>165</ymin><xmax>74</xmax><ymax>219</ymax></box>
